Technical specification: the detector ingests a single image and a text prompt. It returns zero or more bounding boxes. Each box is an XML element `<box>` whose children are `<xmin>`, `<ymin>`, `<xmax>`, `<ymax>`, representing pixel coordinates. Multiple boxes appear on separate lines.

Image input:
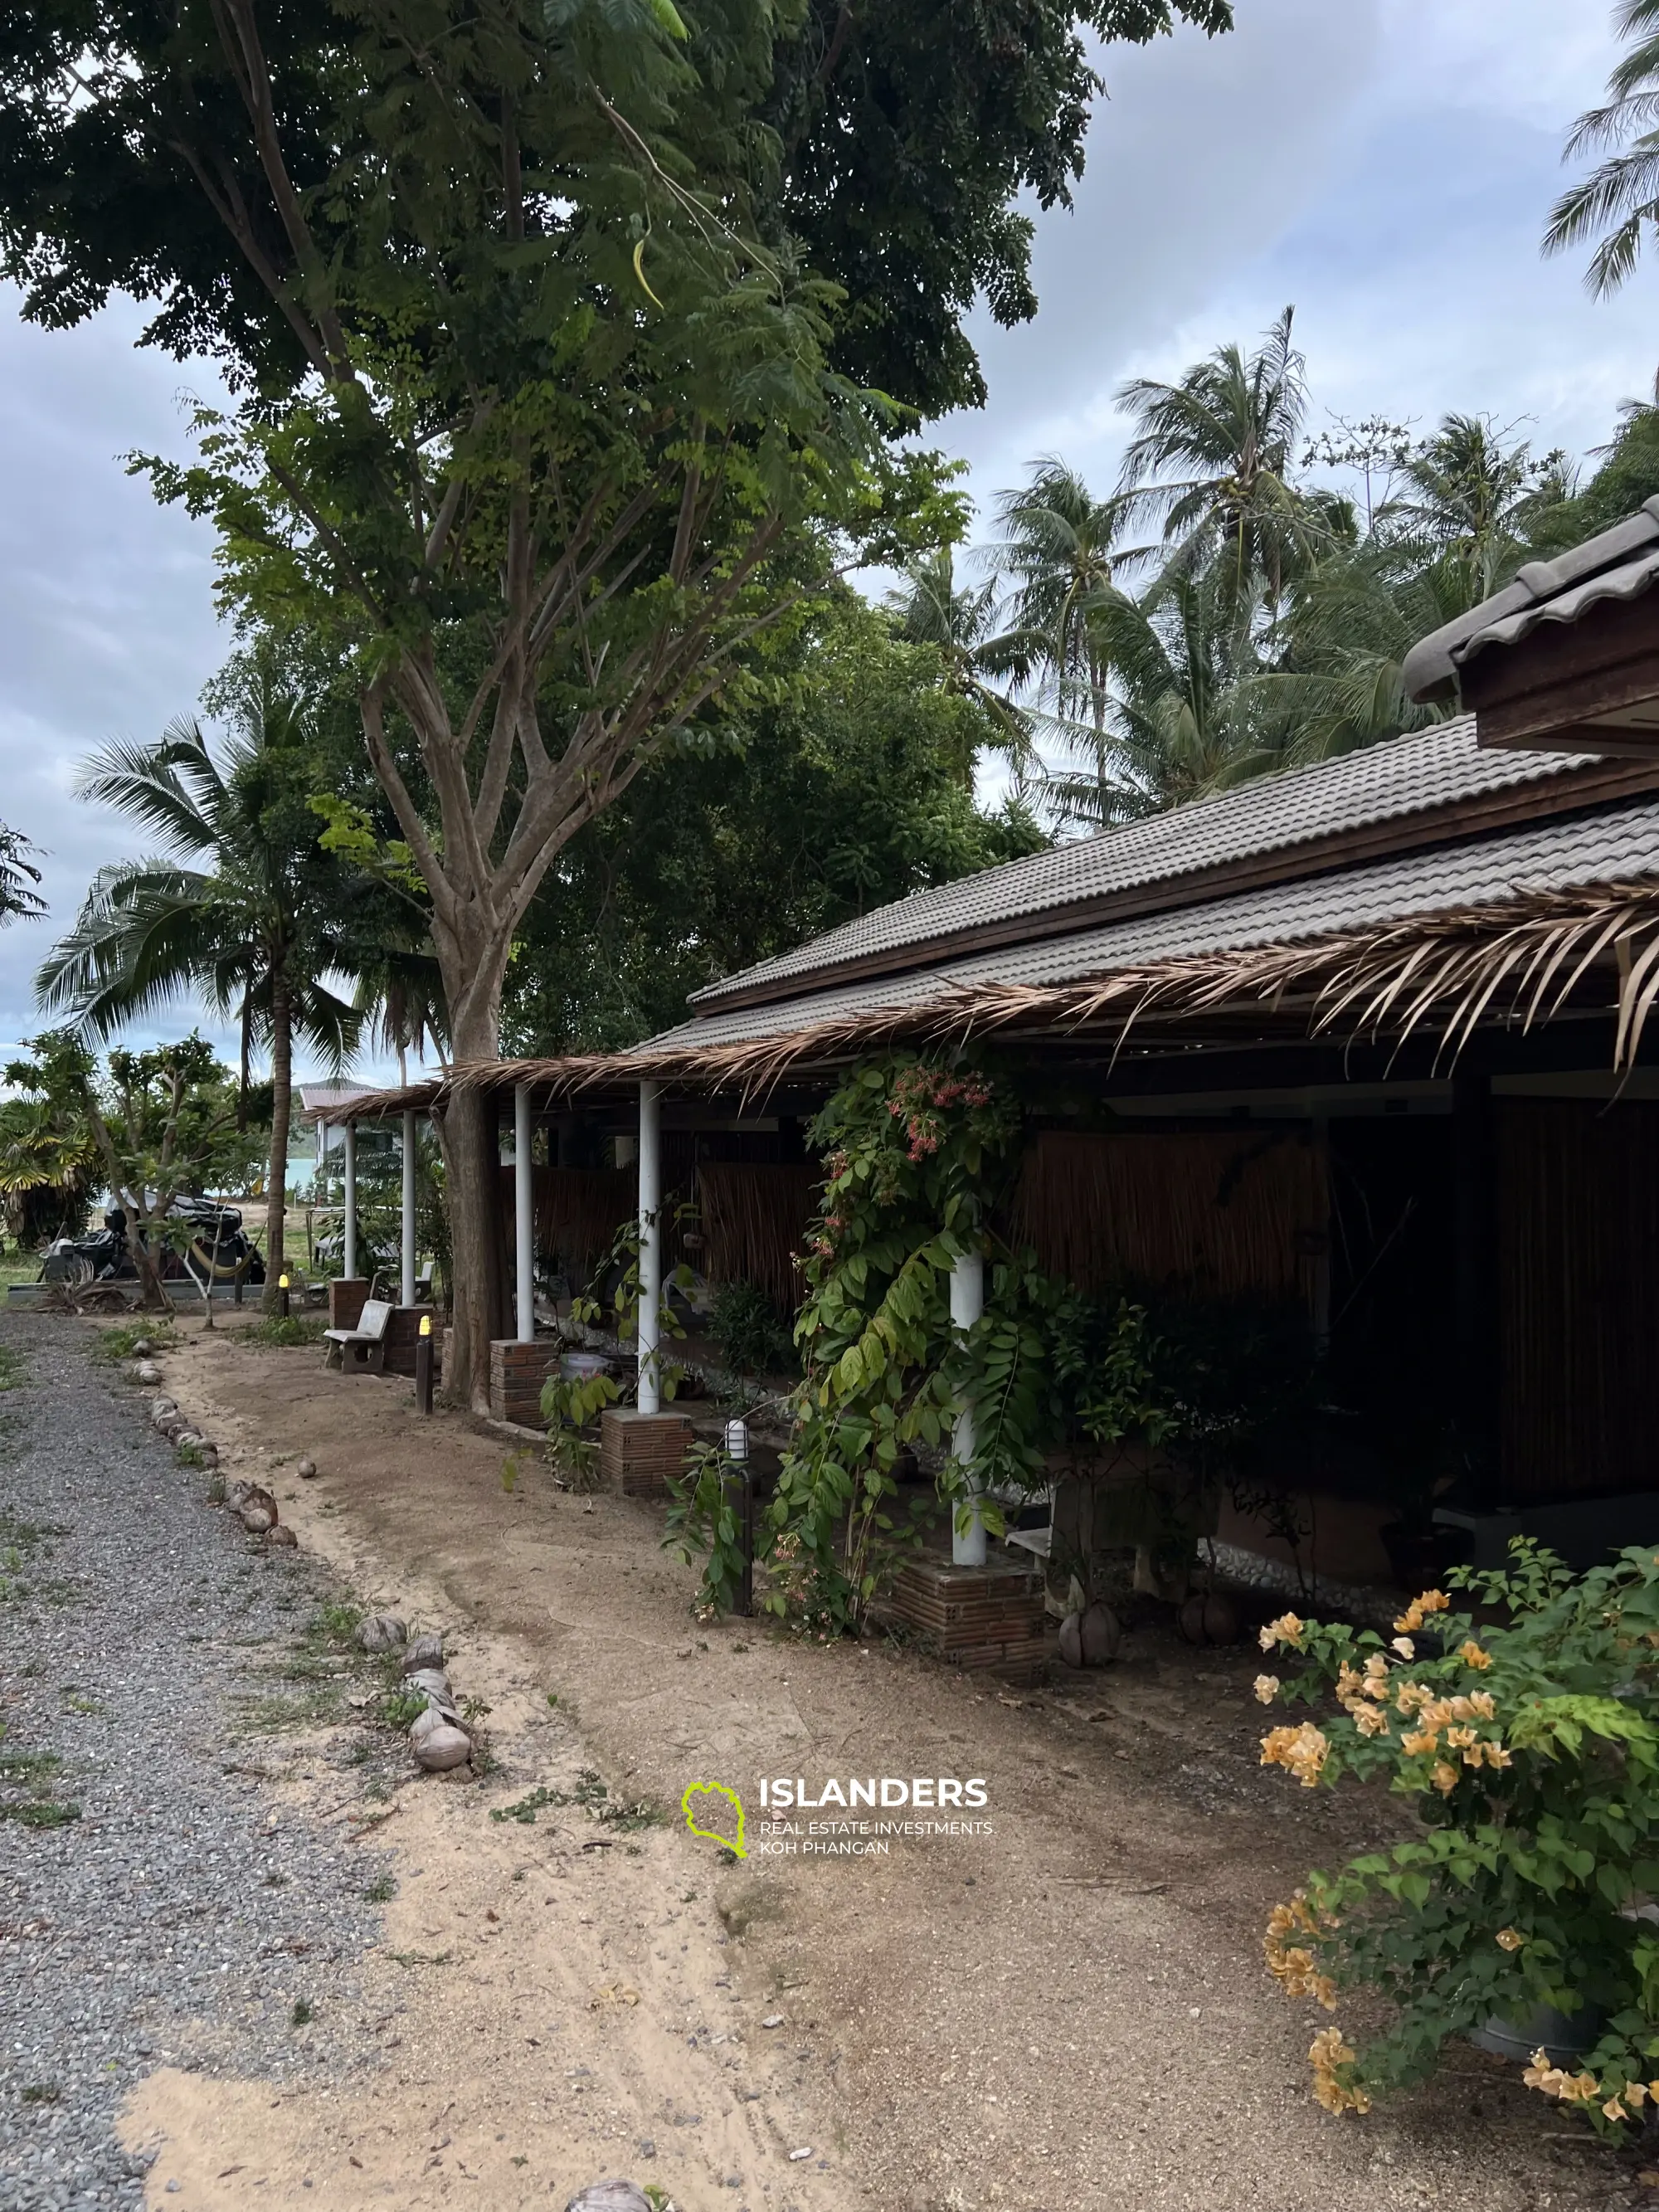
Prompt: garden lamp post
<box><xmin>514</xmin><ymin>1082</ymin><xmax>534</xmax><ymax>1343</ymax></box>
<box><xmin>400</xmin><ymin>1109</ymin><xmax>416</xmax><ymax>1308</ymax></box>
<box><xmin>342</xmin><ymin>1120</ymin><xmax>358</xmax><ymax>1283</ymax></box>
<box><xmin>951</xmin><ymin>1245</ymin><xmax>986</xmax><ymax>1566</ymax></box>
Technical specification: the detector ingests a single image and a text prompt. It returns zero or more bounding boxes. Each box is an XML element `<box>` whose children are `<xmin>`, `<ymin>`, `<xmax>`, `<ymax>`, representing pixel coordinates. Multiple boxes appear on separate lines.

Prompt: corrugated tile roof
<box><xmin>692</xmin><ymin>714</ymin><xmax>1609</xmax><ymax>1009</ymax></box>
<box><xmin>1403</xmin><ymin>499</ymin><xmax>1659</xmax><ymax>704</ymax></box>
<box><xmin>657</xmin><ymin>794</ymin><xmax>1659</xmax><ymax>1051</ymax></box>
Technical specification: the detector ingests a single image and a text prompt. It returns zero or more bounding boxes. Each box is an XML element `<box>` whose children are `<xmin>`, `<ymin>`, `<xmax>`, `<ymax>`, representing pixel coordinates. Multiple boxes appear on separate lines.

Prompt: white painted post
<box><xmin>637</xmin><ymin>1079</ymin><xmax>662</xmax><ymax>1415</ymax></box>
<box><xmin>343</xmin><ymin>1122</ymin><xmax>358</xmax><ymax>1282</ymax></box>
<box><xmin>514</xmin><ymin>1082</ymin><xmax>535</xmax><ymax>1343</ymax></box>
<box><xmin>951</xmin><ymin>1245</ymin><xmax>986</xmax><ymax>1566</ymax></box>
<box><xmin>401</xmin><ymin>1108</ymin><xmax>417</xmax><ymax>1308</ymax></box>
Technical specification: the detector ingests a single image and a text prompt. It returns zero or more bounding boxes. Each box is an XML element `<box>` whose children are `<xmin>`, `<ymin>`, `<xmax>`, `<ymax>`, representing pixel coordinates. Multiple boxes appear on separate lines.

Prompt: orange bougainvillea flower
<box><xmin>1496</xmin><ymin>1928</ymin><xmax>1525</xmax><ymax>1951</ymax></box>
<box><xmin>1394</xmin><ymin>1591</ymin><xmax>1452</xmax><ymax>1635</ymax></box>
<box><xmin>1259</xmin><ymin>1613</ymin><xmax>1306</xmax><ymax>1653</ymax></box>
<box><xmin>1431</xmin><ymin>1760</ymin><xmax>1459</xmax><ymax>1795</ymax></box>
<box><xmin>1261</xmin><ymin>1722</ymin><xmax>1330</xmax><ymax>1788</ymax></box>
<box><xmin>1254</xmin><ymin>1674</ymin><xmax>1281</xmax><ymax>1705</ymax></box>
<box><xmin>1458</xmin><ymin>1640</ymin><xmax>1493</xmax><ymax>1670</ymax></box>
<box><xmin>1391</xmin><ymin>1635</ymin><xmax>1416</xmax><ymax>1659</ymax></box>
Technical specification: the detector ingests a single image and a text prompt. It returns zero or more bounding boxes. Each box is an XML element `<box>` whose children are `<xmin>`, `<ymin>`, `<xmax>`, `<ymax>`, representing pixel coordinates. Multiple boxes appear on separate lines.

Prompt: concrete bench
<box><xmin>323</xmin><ymin>1297</ymin><xmax>393</xmax><ymax>1373</ymax></box>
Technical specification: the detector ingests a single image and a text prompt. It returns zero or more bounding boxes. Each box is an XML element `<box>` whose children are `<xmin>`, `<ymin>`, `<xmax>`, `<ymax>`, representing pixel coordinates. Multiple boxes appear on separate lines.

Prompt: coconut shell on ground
<box><xmin>266</xmin><ymin>1525</ymin><xmax>299</xmax><ymax>1548</ymax></box>
<box><xmin>413</xmin><ymin>1723</ymin><xmax>472</xmax><ymax>1772</ymax></box>
<box><xmin>401</xmin><ymin>1631</ymin><xmax>445</xmax><ymax>1674</ymax></box>
<box><xmin>1058</xmin><ymin>1601</ymin><xmax>1121</xmax><ymax>1669</ymax></box>
<box><xmin>564</xmin><ymin>2184</ymin><xmax>651</xmax><ymax>2212</ymax></box>
<box><xmin>358</xmin><ymin>1614</ymin><xmax>407</xmax><ymax>1654</ymax></box>
<box><xmin>1178</xmin><ymin>1591</ymin><xmax>1242</xmax><ymax>1647</ymax></box>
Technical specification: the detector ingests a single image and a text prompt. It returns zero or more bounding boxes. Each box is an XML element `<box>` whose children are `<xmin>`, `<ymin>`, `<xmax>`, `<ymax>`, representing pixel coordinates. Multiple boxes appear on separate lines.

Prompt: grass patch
<box><xmin>245</xmin><ymin>1314</ymin><xmax>325</xmax><ymax>1348</ymax></box>
<box><xmin>489</xmin><ymin>1769</ymin><xmax>664</xmax><ymax>1831</ymax></box>
<box><xmin>290</xmin><ymin>1998</ymin><xmax>314</xmax><ymax>2028</ymax></box>
<box><xmin>382</xmin><ymin>1690</ymin><xmax>427</xmax><ymax>1730</ymax></box>
<box><xmin>0</xmin><ymin>1800</ymin><xmax>80</xmax><ymax>1829</ymax></box>
<box><xmin>231</xmin><ymin>1687</ymin><xmax>343</xmax><ymax>1733</ymax></box>
<box><xmin>0</xmin><ymin>1733</ymin><xmax>80</xmax><ymax>1830</ymax></box>
<box><xmin>20</xmin><ymin>2083</ymin><xmax>60</xmax><ymax>2105</ymax></box>
<box><xmin>90</xmin><ymin>1323</ymin><xmax>173</xmax><ymax>1366</ymax></box>
<box><xmin>0</xmin><ymin>1345</ymin><xmax>26</xmax><ymax>1391</ymax></box>
<box><xmin>387</xmin><ymin>1949</ymin><xmax>452</xmax><ymax>1967</ymax></box>
<box><xmin>363</xmin><ymin>1871</ymin><xmax>396</xmax><ymax>1903</ymax></box>
<box><xmin>306</xmin><ymin>1600</ymin><xmax>365</xmax><ymax>1648</ymax></box>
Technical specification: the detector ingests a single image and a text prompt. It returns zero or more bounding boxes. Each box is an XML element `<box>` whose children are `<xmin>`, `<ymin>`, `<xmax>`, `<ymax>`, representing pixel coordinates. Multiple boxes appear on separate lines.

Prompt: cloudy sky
<box><xmin>0</xmin><ymin>0</ymin><xmax>1651</xmax><ymax>1079</ymax></box>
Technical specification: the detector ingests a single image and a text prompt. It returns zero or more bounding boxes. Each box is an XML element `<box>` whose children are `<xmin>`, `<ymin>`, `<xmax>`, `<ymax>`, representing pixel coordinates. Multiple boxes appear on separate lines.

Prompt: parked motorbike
<box><xmin>41</xmin><ymin>1199</ymin><xmax>265</xmax><ymax>1287</ymax></box>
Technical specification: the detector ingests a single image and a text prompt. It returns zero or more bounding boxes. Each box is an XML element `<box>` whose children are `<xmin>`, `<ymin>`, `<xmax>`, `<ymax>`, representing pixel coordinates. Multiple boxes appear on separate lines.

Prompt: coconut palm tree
<box><xmin>884</xmin><ymin>546</ymin><xmax>1033</xmax><ymax>769</ymax></box>
<box><xmin>1376</xmin><ymin>413</ymin><xmax>1570</xmax><ymax>607</ymax></box>
<box><xmin>1545</xmin><ymin>0</ymin><xmax>1659</xmax><ymax>295</ymax></box>
<box><xmin>1112</xmin><ymin>306</ymin><xmax>1331</xmax><ymax>611</ymax></box>
<box><xmin>1044</xmin><ymin>565</ymin><xmax>1287</xmax><ymax>829</ymax></box>
<box><xmin>36</xmin><ymin>683</ymin><xmax>367</xmax><ymax>1303</ymax></box>
<box><xmin>984</xmin><ymin>460</ymin><xmax>1127</xmax><ymax>752</ymax></box>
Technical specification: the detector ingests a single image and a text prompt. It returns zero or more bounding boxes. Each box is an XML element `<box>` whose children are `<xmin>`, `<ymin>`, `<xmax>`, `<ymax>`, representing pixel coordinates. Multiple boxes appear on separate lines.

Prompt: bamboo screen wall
<box><xmin>696</xmin><ymin>1162</ymin><xmax>821</xmax><ymax>1310</ymax></box>
<box><xmin>1007</xmin><ymin>1129</ymin><xmax>1328</xmax><ymax>1303</ymax></box>
<box><xmin>1499</xmin><ymin>1100</ymin><xmax>1659</xmax><ymax>1501</ymax></box>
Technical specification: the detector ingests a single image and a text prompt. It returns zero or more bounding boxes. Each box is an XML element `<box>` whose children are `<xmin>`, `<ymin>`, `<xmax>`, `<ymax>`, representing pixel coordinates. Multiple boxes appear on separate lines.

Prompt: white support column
<box><xmin>950</xmin><ymin>1244</ymin><xmax>986</xmax><ymax>1566</ymax></box>
<box><xmin>514</xmin><ymin>1082</ymin><xmax>535</xmax><ymax>1343</ymax></box>
<box><xmin>636</xmin><ymin>1080</ymin><xmax>662</xmax><ymax>1415</ymax></box>
<box><xmin>401</xmin><ymin>1108</ymin><xmax>417</xmax><ymax>1308</ymax></box>
<box><xmin>343</xmin><ymin>1122</ymin><xmax>358</xmax><ymax>1282</ymax></box>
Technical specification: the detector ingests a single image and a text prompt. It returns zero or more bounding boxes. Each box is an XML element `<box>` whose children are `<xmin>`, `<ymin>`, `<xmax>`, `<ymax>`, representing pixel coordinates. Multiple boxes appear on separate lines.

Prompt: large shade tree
<box><xmin>0</xmin><ymin>0</ymin><xmax>1233</xmax><ymax>1401</ymax></box>
<box><xmin>36</xmin><ymin>699</ymin><xmax>365</xmax><ymax>1300</ymax></box>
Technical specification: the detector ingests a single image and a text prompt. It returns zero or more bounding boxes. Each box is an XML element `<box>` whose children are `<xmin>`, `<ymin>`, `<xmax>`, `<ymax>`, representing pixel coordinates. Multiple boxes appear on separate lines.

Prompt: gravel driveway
<box><xmin>0</xmin><ymin>1315</ymin><xmax>382</xmax><ymax>2210</ymax></box>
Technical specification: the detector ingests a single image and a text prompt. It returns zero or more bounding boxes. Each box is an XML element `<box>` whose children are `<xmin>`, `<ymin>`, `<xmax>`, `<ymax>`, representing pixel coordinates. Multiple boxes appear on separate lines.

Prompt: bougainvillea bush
<box><xmin>1257</xmin><ymin>1539</ymin><xmax>1659</xmax><ymax>2130</ymax></box>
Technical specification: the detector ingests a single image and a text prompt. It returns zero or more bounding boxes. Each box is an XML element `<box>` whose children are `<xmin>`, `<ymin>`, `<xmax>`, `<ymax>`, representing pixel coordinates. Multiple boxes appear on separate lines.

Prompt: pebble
<box><xmin>0</xmin><ymin>1317</ymin><xmax>385</xmax><ymax>2208</ymax></box>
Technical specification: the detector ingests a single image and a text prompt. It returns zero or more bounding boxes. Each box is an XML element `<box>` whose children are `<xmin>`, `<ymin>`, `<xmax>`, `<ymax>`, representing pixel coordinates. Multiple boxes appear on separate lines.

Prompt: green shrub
<box><xmin>246</xmin><ymin>1314</ymin><xmax>324</xmax><ymax>1348</ymax></box>
<box><xmin>708</xmin><ymin>1279</ymin><xmax>797</xmax><ymax>1379</ymax></box>
<box><xmin>1258</xmin><ymin>1538</ymin><xmax>1659</xmax><ymax>2129</ymax></box>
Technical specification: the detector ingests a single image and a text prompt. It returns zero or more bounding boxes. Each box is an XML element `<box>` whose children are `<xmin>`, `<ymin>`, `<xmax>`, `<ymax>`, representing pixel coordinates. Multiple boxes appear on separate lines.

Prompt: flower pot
<box><xmin>1470</xmin><ymin>2002</ymin><xmax>1605</xmax><ymax>2067</ymax></box>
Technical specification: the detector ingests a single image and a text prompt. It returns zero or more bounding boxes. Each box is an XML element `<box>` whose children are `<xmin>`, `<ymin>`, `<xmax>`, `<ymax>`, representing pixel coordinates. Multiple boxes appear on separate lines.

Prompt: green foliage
<box><xmin>541</xmin><ymin>1362</ymin><xmax>621</xmax><ymax>1490</ymax></box>
<box><xmin>1545</xmin><ymin>2</ymin><xmax>1659</xmax><ymax>296</ymax></box>
<box><xmin>707</xmin><ymin>1280</ymin><xmax>797</xmax><ymax>1380</ymax></box>
<box><xmin>1258</xmin><ymin>1539</ymin><xmax>1659</xmax><ymax>2129</ymax></box>
<box><xmin>244</xmin><ymin>1314</ymin><xmax>325</xmax><ymax>1348</ymax></box>
<box><xmin>0</xmin><ymin>824</ymin><xmax>43</xmax><ymax>924</ymax></box>
<box><xmin>503</xmin><ymin>590</ymin><xmax>1044</xmax><ymax>1053</ymax></box>
<box><xmin>664</xmin><ymin>1440</ymin><xmax>755</xmax><ymax>1616</ymax></box>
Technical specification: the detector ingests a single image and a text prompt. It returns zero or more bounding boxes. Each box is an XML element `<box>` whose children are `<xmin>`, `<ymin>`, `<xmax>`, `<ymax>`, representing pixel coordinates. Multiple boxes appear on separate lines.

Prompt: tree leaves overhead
<box><xmin>763</xmin><ymin>0</ymin><xmax>1233</xmax><ymax>415</ymax></box>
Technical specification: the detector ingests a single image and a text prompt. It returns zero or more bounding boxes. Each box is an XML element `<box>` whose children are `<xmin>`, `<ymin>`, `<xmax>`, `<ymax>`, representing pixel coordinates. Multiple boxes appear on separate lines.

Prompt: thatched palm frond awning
<box><xmin>323</xmin><ymin>878</ymin><xmax>1659</xmax><ymax>1116</ymax></box>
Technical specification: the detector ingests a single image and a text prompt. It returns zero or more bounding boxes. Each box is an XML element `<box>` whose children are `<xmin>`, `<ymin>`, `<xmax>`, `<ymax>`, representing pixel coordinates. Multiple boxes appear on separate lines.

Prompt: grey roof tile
<box><xmin>653</xmin><ymin>795</ymin><xmax>1659</xmax><ymax>1052</ymax></box>
<box><xmin>692</xmin><ymin>715</ymin><xmax>1607</xmax><ymax>1009</ymax></box>
<box><xmin>1403</xmin><ymin>499</ymin><xmax>1659</xmax><ymax>702</ymax></box>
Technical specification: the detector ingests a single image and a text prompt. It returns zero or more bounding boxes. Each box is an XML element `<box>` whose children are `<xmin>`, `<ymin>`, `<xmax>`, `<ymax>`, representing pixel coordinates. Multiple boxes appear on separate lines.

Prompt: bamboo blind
<box><xmin>1007</xmin><ymin>1128</ymin><xmax>1328</xmax><ymax>1302</ymax></box>
<box><xmin>696</xmin><ymin>1162</ymin><xmax>821</xmax><ymax>1309</ymax></box>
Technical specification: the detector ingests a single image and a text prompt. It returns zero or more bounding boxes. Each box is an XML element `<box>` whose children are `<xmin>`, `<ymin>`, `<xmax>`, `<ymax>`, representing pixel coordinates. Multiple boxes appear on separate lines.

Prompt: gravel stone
<box><xmin>0</xmin><ymin>1317</ymin><xmax>387</xmax><ymax>2210</ymax></box>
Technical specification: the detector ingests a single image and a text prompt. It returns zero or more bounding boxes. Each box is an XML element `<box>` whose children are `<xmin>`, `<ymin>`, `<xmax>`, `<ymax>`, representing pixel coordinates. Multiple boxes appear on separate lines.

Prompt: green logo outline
<box><xmin>682</xmin><ymin>1779</ymin><xmax>747</xmax><ymax>1858</ymax></box>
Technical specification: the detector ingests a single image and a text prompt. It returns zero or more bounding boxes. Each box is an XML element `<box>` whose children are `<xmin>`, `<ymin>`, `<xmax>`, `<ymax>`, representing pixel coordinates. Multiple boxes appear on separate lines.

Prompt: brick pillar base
<box><xmin>879</xmin><ymin>1557</ymin><xmax>1052</xmax><ymax>1682</ymax></box>
<box><xmin>600</xmin><ymin>1407</ymin><xmax>695</xmax><ymax>1498</ymax></box>
<box><xmin>489</xmin><ymin>1339</ymin><xmax>561</xmax><ymax>1425</ymax></box>
<box><xmin>328</xmin><ymin>1278</ymin><xmax>370</xmax><ymax>1330</ymax></box>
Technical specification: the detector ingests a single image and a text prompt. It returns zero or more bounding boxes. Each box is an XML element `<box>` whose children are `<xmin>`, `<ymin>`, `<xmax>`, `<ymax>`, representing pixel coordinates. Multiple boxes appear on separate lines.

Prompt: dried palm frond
<box><xmin>320</xmin><ymin>879</ymin><xmax>1659</xmax><ymax>1116</ymax></box>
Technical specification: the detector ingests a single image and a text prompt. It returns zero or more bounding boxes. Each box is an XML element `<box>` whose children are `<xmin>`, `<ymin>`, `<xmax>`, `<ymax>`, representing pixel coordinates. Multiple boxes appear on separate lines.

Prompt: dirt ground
<box><xmin>111</xmin><ymin>1317</ymin><xmax>1653</xmax><ymax>2212</ymax></box>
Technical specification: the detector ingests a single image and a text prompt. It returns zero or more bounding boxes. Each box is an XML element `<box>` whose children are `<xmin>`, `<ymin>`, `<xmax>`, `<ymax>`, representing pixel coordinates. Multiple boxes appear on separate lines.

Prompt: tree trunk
<box><xmin>261</xmin><ymin>970</ymin><xmax>292</xmax><ymax>1313</ymax></box>
<box><xmin>428</xmin><ymin>938</ymin><xmax>512</xmax><ymax>1410</ymax></box>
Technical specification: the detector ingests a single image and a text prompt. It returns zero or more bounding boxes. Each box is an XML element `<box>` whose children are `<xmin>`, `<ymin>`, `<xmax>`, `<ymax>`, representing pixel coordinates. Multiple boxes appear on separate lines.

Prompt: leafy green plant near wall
<box><xmin>1257</xmin><ymin>1540</ymin><xmax>1659</xmax><ymax>2130</ymax></box>
<box><xmin>669</xmin><ymin>1054</ymin><xmax>1323</xmax><ymax>1630</ymax></box>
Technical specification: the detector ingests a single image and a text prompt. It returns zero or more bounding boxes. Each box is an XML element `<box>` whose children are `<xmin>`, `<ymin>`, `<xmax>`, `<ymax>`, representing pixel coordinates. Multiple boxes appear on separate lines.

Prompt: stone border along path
<box><xmin>0</xmin><ymin>1314</ymin><xmax>389</xmax><ymax>2210</ymax></box>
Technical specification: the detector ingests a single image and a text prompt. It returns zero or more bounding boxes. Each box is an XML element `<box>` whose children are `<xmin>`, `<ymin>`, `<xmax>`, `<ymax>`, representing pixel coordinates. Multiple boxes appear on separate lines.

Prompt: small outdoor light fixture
<box><xmin>415</xmin><ymin>1308</ymin><xmax>435</xmax><ymax>1417</ymax></box>
<box><xmin>277</xmin><ymin>1271</ymin><xmax>290</xmax><ymax>1320</ymax></box>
